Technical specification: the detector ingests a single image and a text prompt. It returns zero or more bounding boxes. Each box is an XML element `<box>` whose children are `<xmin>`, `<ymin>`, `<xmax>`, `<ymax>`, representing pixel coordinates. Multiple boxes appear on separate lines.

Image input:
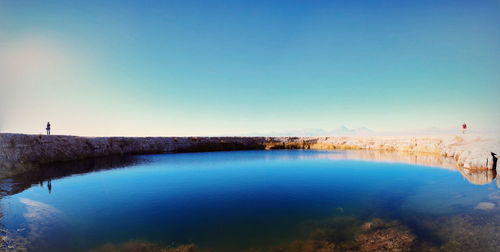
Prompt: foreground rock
<box><xmin>418</xmin><ymin>210</ymin><xmax>500</xmax><ymax>252</ymax></box>
<box><xmin>475</xmin><ymin>202</ymin><xmax>496</xmax><ymax>210</ymax></box>
<box><xmin>356</xmin><ymin>219</ymin><xmax>415</xmax><ymax>252</ymax></box>
<box><xmin>88</xmin><ymin>241</ymin><xmax>197</xmax><ymax>252</ymax></box>
<box><xmin>269</xmin><ymin>218</ymin><xmax>416</xmax><ymax>252</ymax></box>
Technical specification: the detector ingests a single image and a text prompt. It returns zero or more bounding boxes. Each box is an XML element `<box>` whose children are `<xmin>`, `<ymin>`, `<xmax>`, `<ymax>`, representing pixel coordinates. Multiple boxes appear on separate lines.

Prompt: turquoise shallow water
<box><xmin>0</xmin><ymin>150</ymin><xmax>499</xmax><ymax>251</ymax></box>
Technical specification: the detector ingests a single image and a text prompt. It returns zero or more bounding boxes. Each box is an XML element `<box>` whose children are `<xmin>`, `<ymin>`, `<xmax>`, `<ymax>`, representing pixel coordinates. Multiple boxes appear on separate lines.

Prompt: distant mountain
<box><xmin>328</xmin><ymin>126</ymin><xmax>375</xmax><ymax>136</ymax></box>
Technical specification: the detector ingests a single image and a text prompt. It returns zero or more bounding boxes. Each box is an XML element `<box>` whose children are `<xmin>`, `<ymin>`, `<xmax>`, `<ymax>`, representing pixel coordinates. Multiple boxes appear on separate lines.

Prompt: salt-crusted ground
<box><xmin>0</xmin><ymin>133</ymin><xmax>499</xmax><ymax>178</ymax></box>
<box><xmin>287</xmin><ymin>134</ymin><xmax>500</xmax><ymax>170</ymax></box>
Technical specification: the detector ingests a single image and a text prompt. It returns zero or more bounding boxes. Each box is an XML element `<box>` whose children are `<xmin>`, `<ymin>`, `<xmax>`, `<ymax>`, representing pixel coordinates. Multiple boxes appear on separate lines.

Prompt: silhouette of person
<box><xmin>46</xmin><ymin>122</ymin><xmax>51</xmax><ymax>135</ymax></box>
<box><xmin>47</xmin><ymin>179</ymin><xmax>52</xmax><ymax>193</ymax></box>
<box><xmin>492</xmin><ymin>152</ymin><xmax>497</xmax><ymax>170</ymax></box>
<box><xmin>462</xmin><ymin>122</ymin><xmax>467</xmax><ymax>134</ymax></box>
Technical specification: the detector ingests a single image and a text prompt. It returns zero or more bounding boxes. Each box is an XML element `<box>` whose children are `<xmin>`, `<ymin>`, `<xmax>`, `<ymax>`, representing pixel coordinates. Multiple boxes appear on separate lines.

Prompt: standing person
<box><xmin>491</xmin><ymin>152</ymin><xmax>497</xmax><ymax>170</ymax></box>
<box><xmin>46</xmin><ymin>122</ymin><xmax>51</xmax><ymax>135</ymax></box>
<box><xmin>462</xmin><ymin>122</ymin><xmax>467</xmax><ymax>134</ymax></box>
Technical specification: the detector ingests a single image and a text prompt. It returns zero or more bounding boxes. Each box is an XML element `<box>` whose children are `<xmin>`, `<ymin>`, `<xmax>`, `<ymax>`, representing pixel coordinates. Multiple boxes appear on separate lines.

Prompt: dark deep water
<box><xmin>1</xmin><ymin>150</ymin><xmax>499</xmax><ymax>252</ymax></box>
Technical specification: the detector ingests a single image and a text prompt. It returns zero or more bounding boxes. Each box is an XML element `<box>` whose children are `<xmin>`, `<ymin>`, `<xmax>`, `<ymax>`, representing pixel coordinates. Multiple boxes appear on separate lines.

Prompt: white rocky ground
<box><xmin>304</xmin><ymin>134</ymin><xmax>500</xmax><ymax>170</ymax></box>
<box><xmin>0</xmin><ymin>134</ymin><xmax>499</xmax><ymax>178</ymax></box>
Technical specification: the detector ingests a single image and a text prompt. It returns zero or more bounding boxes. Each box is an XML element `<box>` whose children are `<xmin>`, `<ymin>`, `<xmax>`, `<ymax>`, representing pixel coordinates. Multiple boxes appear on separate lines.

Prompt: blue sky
<box><xmin>0</xmin><ymin>0</ymin><xmax>499</xmax><ymax>136</ymax></box>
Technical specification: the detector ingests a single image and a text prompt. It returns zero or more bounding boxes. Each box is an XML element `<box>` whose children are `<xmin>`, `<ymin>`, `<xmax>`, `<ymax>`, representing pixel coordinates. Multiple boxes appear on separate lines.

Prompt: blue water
<box><xmin>0</xmin><ymin>150</ymin><xmax>498</xmax><ymax>251</ymax></box>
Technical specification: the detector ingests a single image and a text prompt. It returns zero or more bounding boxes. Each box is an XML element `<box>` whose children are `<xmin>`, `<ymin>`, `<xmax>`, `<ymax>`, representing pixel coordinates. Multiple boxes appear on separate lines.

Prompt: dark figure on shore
<box><xmin>462</xmin><ymin>122</ymin><xmax>467</xmax><ymax>134</ymax></box>
<box><xmin>46</xmin><ymin>122</ymin><xmax>51</xmax><ymax>135</ymax></box>
<box><xmin>47</xmin><ymin>179</ymin><xmax>52</xmax><ymax>194</ymax></box>
<box><xmin>492</xmin><ymin>152</ymin><xmax>497</xmax><ymax>170</ymax></box>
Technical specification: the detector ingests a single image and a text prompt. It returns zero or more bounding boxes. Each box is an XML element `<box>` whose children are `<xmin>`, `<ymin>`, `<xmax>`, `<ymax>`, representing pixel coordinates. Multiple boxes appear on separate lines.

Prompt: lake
<box><xmin>1</xmin><ymin>150</ymin><xmax>499</xmax><ymax>251</ymax></box>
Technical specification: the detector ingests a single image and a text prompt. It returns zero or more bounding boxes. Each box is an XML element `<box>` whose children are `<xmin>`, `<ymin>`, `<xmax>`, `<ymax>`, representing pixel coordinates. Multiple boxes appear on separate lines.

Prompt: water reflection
<box><xmin>305</xmin><ymin>150</ymin><xmax>459</xmax><ymax>170</ymax></box>
<box><xmin>0</xmin><ymin>155</ymin><xmax>145</xmax><ymax>197</ymax></box>
<box><xmin>47</xmin><ymin>179</ymin><xmax>52</xmax><ymax>194</ymax></box>
<box><xmin>458</xmin><ymin>168</ymin><xmax>497</xmax><ymax>185</ymax></box>
<box><xmin>0</xmin><ymin>150</ymin><xmax>497</xmax><ymax>200</ymax></box>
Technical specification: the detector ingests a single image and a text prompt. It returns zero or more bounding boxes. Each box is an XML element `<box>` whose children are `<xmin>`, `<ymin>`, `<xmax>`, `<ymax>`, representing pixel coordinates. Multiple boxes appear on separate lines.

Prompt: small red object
<box><xmin>462</xmin><ymin>123</ymin><xmax>467</xmax><ymax>129</ymax></box>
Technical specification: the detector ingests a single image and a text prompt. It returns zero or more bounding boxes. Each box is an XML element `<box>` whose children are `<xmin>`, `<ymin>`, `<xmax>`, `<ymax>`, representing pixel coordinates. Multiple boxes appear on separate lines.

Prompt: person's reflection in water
<box><xmin>47</xmin><ymin>179</ymin><xmax>52</xmax><ymax>194</ymax></box>
<box><xmin>39</xmin><ymin>181</ymin><xmax>43</xmax><ymax>187</ymax></box>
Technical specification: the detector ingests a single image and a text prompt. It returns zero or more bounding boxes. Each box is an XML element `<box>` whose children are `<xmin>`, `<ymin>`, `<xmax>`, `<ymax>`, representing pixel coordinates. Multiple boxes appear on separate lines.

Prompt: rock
<box><xmin>88</xmin><ymin>241</ymin><xmax>197</xmax><ymax>252</ymax></box>
<box><xmin>285</xmin><ymin>240</ymin><xmax>336</xmax><ymax>252</ymax></box>
<box><xmin>356</xmin><ymin>219</ymin><xmax>416</xmax><ymax>252</ymax></box>
<box><xmin>361</xmin><ymin>222</ymin><xmax>373</xmax><ymax>231</ymax></box>
<box><xmin>488</xmin><ymin>192</ymin><xmax>500</xmax><ymax>200</ymax></box>
<box><xmin>420</xmin><ymin>211</ymin><xmax>500</xmax><ymax>251</ymax></box>
<box><xmin>1</xmin><ymin>133</ymin><xmax>499</xmax><ymax>178</ymax></box>
<box><xmin>474</xmin><ymin>202</ymin><xmax>496</xmax><ymax>210</ymax></box>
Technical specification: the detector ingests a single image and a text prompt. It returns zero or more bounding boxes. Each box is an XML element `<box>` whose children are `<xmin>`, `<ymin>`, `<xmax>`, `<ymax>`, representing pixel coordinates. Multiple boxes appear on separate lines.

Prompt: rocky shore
<box><xmin>0</xmin><ymin>133</ymin><xmax>498</xmax><ymax>178</ymax></box>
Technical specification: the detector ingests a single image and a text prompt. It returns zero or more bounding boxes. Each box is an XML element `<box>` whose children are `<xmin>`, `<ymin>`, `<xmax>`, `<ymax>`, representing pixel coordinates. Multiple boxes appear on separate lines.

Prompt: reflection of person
<box><xmin>462</xmin><ymin>122</ymin><xmax>467</xmax><ymax>134</ymax></box>
<box><xmin>47</xmin><ymin>179</ymin><xmax>52</xmax><ymax>193</ymax></box>
<box><xmin>46</xmin><ymin>122</ymin><xmax>51</xmax><ymax>135</ymax></box>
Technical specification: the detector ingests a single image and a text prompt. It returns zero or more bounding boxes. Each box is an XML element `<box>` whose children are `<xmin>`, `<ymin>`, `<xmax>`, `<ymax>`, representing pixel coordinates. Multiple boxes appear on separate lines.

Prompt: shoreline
<box><xmin>1</xmin><ymin>133</ymin><xmax>498</xmax><ymax>178</ymax></box>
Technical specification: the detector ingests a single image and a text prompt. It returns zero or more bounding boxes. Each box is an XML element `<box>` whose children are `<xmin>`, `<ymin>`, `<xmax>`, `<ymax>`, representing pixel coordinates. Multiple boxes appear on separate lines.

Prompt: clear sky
<box><xmin>1</xmin><ymin>0</ymin><xmax>499</xmax><ymax>136</ymax></box>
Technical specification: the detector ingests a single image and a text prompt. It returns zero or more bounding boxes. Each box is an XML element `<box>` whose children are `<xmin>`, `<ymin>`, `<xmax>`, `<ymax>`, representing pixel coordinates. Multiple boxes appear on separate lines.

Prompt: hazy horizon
<box><xmin>2</xmin><ymin>125</ymin><xmax>497</xmax><ymax>137</ymax></box>
<box><xmin>1</xmin><ymin>0</ymin><xmax>499</xmax><ymax>136</ymax></box>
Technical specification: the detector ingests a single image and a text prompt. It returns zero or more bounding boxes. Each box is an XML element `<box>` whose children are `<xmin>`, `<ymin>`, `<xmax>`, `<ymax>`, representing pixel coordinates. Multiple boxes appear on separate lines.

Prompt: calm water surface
<box><xmin>1</xmin><ymin>150</ymin><xmax>499</xmax><ymax>251</ymax></box>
